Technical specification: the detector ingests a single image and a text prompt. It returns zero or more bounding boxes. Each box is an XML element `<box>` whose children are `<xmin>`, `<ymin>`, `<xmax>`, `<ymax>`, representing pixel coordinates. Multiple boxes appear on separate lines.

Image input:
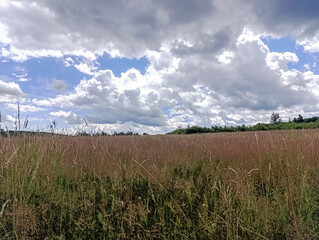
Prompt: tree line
<box><xmin>169</xmin><ymin>113</ymin><xmax>319</xmax><ymax>134</ymax></box>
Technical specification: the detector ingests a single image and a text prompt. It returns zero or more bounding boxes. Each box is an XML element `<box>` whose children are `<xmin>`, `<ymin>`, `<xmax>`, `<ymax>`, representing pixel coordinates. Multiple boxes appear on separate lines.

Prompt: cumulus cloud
<box><xmin>50</xmin><ymin>110</ymin><xmax>83</xmax><ymax>124</ymax></box>
<box><xmin>74</xmin><ymin>62</ymin><xmax>97</xmax><ymax>75</ymax></box>
<box><xmin>64</xmin><ymin>57</ymin><xmax>74</xmax><ymax>67</ymax></box>
<box><xmin>35</xmin><ymin>69</ymin><xmax>167</xmax><ymax>126</ymax></box>
<box><xmin>0</xmin><ymin>79</ymin><xmax>25</xmax><ymax>101</ymax></box>
<box><xmin>0</xmin><ymin>0</ymin><xmax>216</xmax><ymax>59</ymax></box>
<box><xmin>298</xmin><ymin>36</ymin><xmax>319</xmax><ymax>53</ymax></box>
<box><xmin>53</xmin><ymin>79</ymin><xmax>67</xmax><ymax>91</ymax></box>
<box><xmin>1</xmin><ymin>0</ymin><xmax>319</xmax><ymax>61</ymax></box>
<box><xmin>0</xmin><ymin>113</ymin><xmax>15</xmax><ymax>123</ymax></box>
<box><xmin>31</xmin><ymin>30</ymin><xmax>319</xmax><ymax>131</ymax></box>
<box><xmin>157</xmin><ymin>31</ymin><xmax>314</xmax><ymax>112</ymax></box>
<box><xmin>1</xmin><ymin>0</ymin><xmax>319</xmax><ymax>132</ymax></box>
<box><xmin>218</xmin><ymin>51</ymin><xmax>234</xmax><ymax>64</ymax></box>
<box><xmin>243</xmin><ymin>0</ymin><xmax>319</xmax><ymax>38</ymax></box>
<box><xmin>0</xmin><ymin>22</ymin><xmax>10</xmax><ymax>44</ymax></box>
<box><xmin>5</xmin><ymin>103</ymin><xmax>45</xmax><ymax>112</ymax></box>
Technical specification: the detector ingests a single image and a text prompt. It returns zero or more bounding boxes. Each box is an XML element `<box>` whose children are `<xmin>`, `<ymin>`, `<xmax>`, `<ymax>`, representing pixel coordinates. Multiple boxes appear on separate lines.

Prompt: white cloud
<box><xmin>72</xmin><ymin>121</ymin><xmax>165</xmax><ymax>135</ymax></box>
<box><xmin>0</xmin><ymin>79</ymin><xmax>25</xmax><ymax>100</ymax></box>
<box><xmin>1</xmin><ymin>0</ymin><xmax>319</xmax><ymax>132</ymax></box>
<box><xmin>74</xmin><ymin>62</ymin><xmax>97</xmax><ymax>75</ymax></box>
<box><xmin>17</xmin><ymin>77</ymin><xmax>29</xmax><ymax>82</ymax></box>
<box><xmin>5</xmin><ymin>103</ymin><xmax>45</xmax><ymax>112</ymax></box>
<box><xmin>266</xmin><ymin>52</ymin><xmax>299</xmax><ymax>70</ymax></box>
<box><xmin>298</xmin><ymin>36</ymin><xmax>319</xmax><ymax>53</ymax></box>
<box><xmin>1</xmin><ymin>44</ymin><xmax>63</xmax><ymax>62</ymax></box>
<box><xmin>218</xmin><ymin>51</ymin><xmax>234</xmax><ymax>64</ymax></box>
<box><xmin>53</xmin><ymin>79</ymin><xmax>67</xmax><ymax>91</ymax></box>
<box><xmin>0</xmin><ymin>0</ymin><xmax>212</xmax><ymax>60</ymax></box>
<box><xmin>12</xmin><ymin>73</ymin><xmax>29</xmax><ymax>82</ymax></box>
<box><xmin>50</xmin><ymin>110</ymin><xmax>83</xmax><ymax>124</ymax></box>
<box><xmin>64</xmin><ymin>57</ymin><xmax>74</xmax><ymax>67</ymax></box>
<box><xmin>0</xmin><ymin>0</ymin><xmax>319</xmax><ymax>62</ymax></box>
<box><xmin>0</xmin><ymin>22</ymin><xmax>10</xmax><ymax>44</ymax></box>
<box><xmin>28</xmin><ymin>28</ymin><xmax>319</xmax><ymax>132</ymax></box>
<box><xmin>0</xmin><ymin>113</ymin><xmax>15</xmax><ymax>123</ymax></box>
<box><xmin>35</xmin><ymin>68</ymin><xmax>167</xmax><ymax>127</ymax></box>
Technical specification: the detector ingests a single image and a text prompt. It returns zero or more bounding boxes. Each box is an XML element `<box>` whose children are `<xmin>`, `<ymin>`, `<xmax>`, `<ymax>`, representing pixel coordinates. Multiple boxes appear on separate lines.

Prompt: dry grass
<box><xmin>0</xmin><ymin>129</ymin><xmax>319</xmax><ymax>239</ymax></box>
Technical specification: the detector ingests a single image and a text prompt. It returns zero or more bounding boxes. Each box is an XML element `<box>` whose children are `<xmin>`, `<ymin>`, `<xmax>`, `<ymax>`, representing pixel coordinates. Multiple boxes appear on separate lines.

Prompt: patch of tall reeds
<box><xmin>0</xmin><ymin>130</ymin><xmax>319</xmax><ymax>239</ymax></box>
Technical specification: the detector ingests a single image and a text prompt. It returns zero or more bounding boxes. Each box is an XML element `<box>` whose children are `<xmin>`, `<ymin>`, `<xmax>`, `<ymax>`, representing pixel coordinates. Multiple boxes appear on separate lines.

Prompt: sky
<box><xmin>0</xmin><ymin>0</ymin><xmax>319</xmax><ymax>134</ymax></box>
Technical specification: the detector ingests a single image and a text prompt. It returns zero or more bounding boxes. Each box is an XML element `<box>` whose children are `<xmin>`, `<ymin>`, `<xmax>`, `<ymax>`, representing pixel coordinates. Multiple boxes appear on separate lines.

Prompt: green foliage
<box><xmin>270</xmin><ymin>112</ymin><xmax>282</xmax><ymax>124</ymax></box>
<box><xmin>293</xmin><ymin>114</ymin><xmax>304</xmax><ymax>123</ymax></box>
<box><xmin>112</xmin><ymin>131</ymin><xmax>139</xmax><ymax>136</ymax></box>
<box><xmin>168</xmin><ymin>116</ymin><xmax>319</xmax><ymax>135</ymax></box>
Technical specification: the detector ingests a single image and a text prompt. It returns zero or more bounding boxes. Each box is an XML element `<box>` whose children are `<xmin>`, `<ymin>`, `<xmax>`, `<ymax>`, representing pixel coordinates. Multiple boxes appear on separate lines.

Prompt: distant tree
<box><xmin>100</xmin><ymin>131</ymin><xmax>108</xmax><ymax>136</ymax></box>
<box><xmin>293</xmin><ymin>114</ymin><xmax>304</xmax><ymax>123</ymax></box>
<box><xmin>270</xmin><ymin>112</ymin><xmax>281</xmax><ymax>124</ymax></box>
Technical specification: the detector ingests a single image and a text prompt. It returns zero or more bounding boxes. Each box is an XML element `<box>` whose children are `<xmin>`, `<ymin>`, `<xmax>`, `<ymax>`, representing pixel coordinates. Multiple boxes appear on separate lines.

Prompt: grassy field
<box><xmin>1</xmin><ymin>130</ymin><xmax>319</xmax><ymax>239</ymax></box>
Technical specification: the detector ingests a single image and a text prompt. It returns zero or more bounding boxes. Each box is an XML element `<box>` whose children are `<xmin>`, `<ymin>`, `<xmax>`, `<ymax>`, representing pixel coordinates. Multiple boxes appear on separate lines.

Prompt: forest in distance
<box><xmin>169</xmin><ymin>113</ymin><xmax>319</xmax><ymax>135</ymax></box>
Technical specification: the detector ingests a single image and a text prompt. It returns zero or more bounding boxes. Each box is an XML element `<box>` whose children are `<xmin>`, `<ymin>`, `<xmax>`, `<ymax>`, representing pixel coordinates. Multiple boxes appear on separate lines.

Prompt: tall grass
<box><xmin>0</xmin><ymin>130</ymin><xmax>319</xmax><ymax>239</ymax></box>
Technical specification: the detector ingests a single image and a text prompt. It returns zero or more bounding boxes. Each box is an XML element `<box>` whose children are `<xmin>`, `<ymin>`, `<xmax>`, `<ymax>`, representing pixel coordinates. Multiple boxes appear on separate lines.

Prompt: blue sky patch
<box><xmin>97</xmin><ymin>53</ymin><xmax>149</xmax><ymax>77</ymax></box>
<box><xmin>162</xmin><ymin>105</ymin><xmax>182</xmax><ymax>119</ymax></box>
<box><xmin>0</xmin><ymin>57</ymin><xmax>91</xmax><ymax>98</ymax></box>
<box><xmin>261</xmin><ymin>36</ymin><xmax>319</xmax><ymax>74</ymax></box>
<box><xmin>0</xmin><ymin>52</ymin><xmax>150</xmax><ymax>100</ymax></box>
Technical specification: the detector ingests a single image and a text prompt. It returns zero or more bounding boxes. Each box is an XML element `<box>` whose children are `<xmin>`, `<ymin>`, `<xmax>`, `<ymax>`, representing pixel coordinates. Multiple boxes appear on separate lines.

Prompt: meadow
<box><xmin>0</xmin><ymin>129</ymin><xmax>319</xmax><ymax>239</ymax></box>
